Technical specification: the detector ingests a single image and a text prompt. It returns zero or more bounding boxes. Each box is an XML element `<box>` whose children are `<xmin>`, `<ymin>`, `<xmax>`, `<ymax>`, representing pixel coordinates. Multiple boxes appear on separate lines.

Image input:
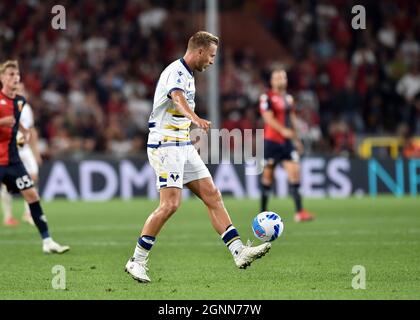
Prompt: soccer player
<box><xmin>0</xmin><ymin>60</ymin><xmax>69</xmax><ymax>253</ymax></box>
<box><xmin>125</xmin><ymin>31</ymin><xmax>271</xmax><ymax>283</ymax></box>
<box><xmin>259</xmin><ymin>69</ymin><xmax>315</xmax><ymax>222</ymax></box>
<box><xmin>2</xmin><ymin>83</ymin><xmax>40</xmax><ymax>226</ymax></box>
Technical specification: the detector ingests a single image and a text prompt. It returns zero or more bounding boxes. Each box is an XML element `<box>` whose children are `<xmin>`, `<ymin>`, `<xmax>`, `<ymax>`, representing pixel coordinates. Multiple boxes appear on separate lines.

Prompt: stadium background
<box><xmin>0</xmin><ymin>0</ymin><xmax>419</xmax><ymax>301</ymax></box>
<box><xmin>1</xmin><ymin>0</ymin><xmax>419</xmax><ymax>199</ymax></box>
<box><xmin>0</xmin><ymin>0</ymin><xmax>418</xmax><ymax>157</ymax></box>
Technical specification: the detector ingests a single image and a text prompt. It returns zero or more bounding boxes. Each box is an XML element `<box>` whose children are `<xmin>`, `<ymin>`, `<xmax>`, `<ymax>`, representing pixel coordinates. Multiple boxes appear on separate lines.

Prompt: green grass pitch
<box><xmin>0</xmin><ymin>196</ymin><xmax>419</xmax><ymax>300</ymax></box>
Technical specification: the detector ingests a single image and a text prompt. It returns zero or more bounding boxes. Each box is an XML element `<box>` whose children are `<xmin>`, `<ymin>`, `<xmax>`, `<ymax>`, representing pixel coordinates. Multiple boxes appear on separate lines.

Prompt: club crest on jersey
<box><xmin>178</xmin><ymin>71</ymin><xmax>183</xmax><ymax>76</ymax></box>
<box><xmin>0</xmin><ymin>99</ymin><xmax>6</xmax><ymax>105</ymax></box>
<box><xmin>169</xmin><ymin>172</ymin><xmax>180</xmax><ymax>182</ymax></box>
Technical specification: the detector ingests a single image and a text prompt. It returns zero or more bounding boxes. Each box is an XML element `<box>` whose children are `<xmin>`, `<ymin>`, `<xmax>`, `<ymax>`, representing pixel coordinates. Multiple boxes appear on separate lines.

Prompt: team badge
<box><xmin>169</xmin><ymin>172</ymin><xmax>180</xmax><ymax>182</ymax></box>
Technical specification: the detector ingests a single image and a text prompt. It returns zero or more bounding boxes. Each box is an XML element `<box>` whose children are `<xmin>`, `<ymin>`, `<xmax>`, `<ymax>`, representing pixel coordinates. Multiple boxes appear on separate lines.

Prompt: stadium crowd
<box><xmin>0</xmin><ymin>0</ymin><xmax>419</xmax><ymax>159</ymax></box>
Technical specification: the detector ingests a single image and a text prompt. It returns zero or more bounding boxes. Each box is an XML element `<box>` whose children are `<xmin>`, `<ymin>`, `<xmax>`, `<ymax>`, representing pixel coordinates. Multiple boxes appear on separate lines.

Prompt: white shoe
<box><xmin>125</xmin><ymin>258</ymin><xmax>151</xmax><ymax>283</ymax></box>
<box><xmin>42</xmin><ymin>239</ymin><xmax>70</xmax><ymax>254</ymax></box>
<box><xmin>234</xmin><ymin>241</ymin><xmax>271</xmax><ymax>269</ymax></box>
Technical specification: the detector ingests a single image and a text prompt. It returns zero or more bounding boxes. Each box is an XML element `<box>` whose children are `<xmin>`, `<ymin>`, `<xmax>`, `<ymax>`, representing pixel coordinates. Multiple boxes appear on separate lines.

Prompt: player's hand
<box><xmin>192</xmin><ymin>116</ymin><xmax>211</xmax><ymax>132</ymax></box>
<box><xmin>280</xmin><ymin>128</ymin><xmax>296</xmax><ymax>139</ymax></box>
<box><xmin>0</xmin><ymin>116</ymin><xmax>16</xmax><ymax>127</ymax></box>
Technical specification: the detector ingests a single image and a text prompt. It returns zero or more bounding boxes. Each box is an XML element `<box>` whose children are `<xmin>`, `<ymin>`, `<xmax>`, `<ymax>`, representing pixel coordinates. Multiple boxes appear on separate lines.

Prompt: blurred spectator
<box><xmin>397</xmin><ymin>64</ymin><xmax>420</xmax><ymax>104</ymax></box>
<box><xmin>378</xmin><ymin>20</ymin><xmax>397</xmax><ymax>49</ymax></box>
<box><xmin>326</xmin><ymin>49</ymin><xmax>351</xmax><ymax>91</ymax></box>
<box><xmin>403</xmin><ymin>137</ymin><xmax>420</xmax><ymax>158</ymax></box>
<box><xmin>328</xmin><ymin>119</ymin><xmax>356</xmax><ymax>157</ymax></box>
<box><xmin>332</xmin><ymin>78</ymin><xmax>364</xmax><ymax>132</ymax></box>
<box><xmin>0</xmin><ymin>0</ymin><xmax>418</xmax><ymax>160</ymax></box>
<box><xmin>399</xmin><ymin>32</ymin><xmax>420</xmax><ymax>66</ymax></box>
<box><xmin>396</xmin><ymin>123</ymin><xmax>420</xmax><ymax>158</ymax></box>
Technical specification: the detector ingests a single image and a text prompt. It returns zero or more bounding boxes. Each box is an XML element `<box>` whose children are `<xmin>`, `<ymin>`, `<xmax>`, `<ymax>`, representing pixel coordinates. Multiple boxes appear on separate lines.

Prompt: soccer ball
<box><xmin>252</xmin><ymin>211</ymin><xmax>284</xmax><ymax>242</ymax></box>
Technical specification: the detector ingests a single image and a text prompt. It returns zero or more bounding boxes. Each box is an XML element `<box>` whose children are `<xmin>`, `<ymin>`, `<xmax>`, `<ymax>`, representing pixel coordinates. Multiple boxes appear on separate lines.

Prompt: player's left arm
<box><xmin>287</xmin><ymin>95</ymin><xmax>304</xmax><ymax>155</ymax></box>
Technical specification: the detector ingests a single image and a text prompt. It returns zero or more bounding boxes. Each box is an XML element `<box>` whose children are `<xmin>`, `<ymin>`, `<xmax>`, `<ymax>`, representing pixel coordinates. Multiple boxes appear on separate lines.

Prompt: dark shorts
<box><xmin>263</xmin><ymin>139</ymin><xmax>299</xmax><ymax>165</ymax></box>
<box><xmin>0</xmin><ymin>162</ymin><xmax>34</xmax><ymax>193</ymax></box>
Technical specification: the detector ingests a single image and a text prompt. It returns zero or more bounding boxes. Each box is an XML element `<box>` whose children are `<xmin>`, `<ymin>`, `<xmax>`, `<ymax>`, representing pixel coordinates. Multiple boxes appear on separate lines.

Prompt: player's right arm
<box><xmin>171</xmin><ymin>90</ymin><xmax>211</xmax><ymax>132</ymax></box>
<box><xmin>259</xmin><ymin>93</ymin><xmax>295</xmax><ymax>139</ymax></box>
<box><xmin>261</xmin><ymin>109</ymin><xmax>296</xmax><ymax>139</ymax></box>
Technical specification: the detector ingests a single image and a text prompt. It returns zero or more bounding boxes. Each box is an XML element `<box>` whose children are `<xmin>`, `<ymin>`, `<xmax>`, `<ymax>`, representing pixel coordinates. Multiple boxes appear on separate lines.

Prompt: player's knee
<box><xmin>159</xmin><ymin>200</ymin><xmax>180</xmax><ymax>217</ymax></box>
<box><xmin>208</xmin><ymin>187</ymin><xmax>222</xmax><ymax>203</ymax></box>
<box><xmin>262</xmin><ymin>169</ymin><xmax>274</xmax><ymax>185</ymax></box>
<box><xmin>262</xmin><ymin>176</ymin><xmax>273</xmax><ymax>186</ymax></box>
<box><xmin>201</xmin><ymin>187</ymin><xmax>223</xmax><ymax>209</ymax></box>
<box><xmin>22</xmin><ymin>188</ymin><xmax>39</xmax><ymax>203</ymax></box>
<box><xmin>288</xmin><ymin>171</ymin><xmax>300</xmax><ymax>183</ymax></box>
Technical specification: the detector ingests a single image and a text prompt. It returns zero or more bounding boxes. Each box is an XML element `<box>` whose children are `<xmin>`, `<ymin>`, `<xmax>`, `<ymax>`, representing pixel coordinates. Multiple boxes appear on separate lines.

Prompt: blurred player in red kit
<box><xmin>259</xmin><ymin>69</ymin><xmax>315</xmax><ymax>222</ymax></box>
<box><xmin>0</xmin><ymin>60</ymin><xmax>69</xmax><ymax>253</ymax></box>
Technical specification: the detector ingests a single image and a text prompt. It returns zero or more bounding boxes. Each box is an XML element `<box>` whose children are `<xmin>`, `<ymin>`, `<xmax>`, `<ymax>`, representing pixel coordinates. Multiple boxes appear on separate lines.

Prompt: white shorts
<box><xmin>18</xmin><ymin>148</ymin><xmax>39</xmax><ymax>176</ymax></box>
<box><xmin>148</xmin><ymin>144</ymin><xmax>211</xmax><ymax>190</ymax></box>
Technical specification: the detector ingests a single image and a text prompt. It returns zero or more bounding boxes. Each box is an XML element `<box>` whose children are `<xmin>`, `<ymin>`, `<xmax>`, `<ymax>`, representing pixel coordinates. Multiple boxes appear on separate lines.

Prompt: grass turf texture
<box><xmin>0</xmin><ymin>196</ymin><xmax>419</xmax><ymax>300</ymax></box>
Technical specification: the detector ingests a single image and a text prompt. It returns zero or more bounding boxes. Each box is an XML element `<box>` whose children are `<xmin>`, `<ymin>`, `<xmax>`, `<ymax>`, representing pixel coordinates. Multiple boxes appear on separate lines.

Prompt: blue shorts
<box><xmin>0</xmin><ymin>161</ymin><xmax>34</xmax><ymax>193</ymax></box>
<box><xmin>263</xmin><ymin>139</ymin><xmax>299</xmax><ymax>165</ymax></box>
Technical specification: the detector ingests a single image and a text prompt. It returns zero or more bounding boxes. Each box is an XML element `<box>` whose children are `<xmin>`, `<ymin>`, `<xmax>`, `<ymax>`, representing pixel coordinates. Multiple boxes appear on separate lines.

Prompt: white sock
<box><xmin>221</xmin><ymin>226</ymin><xmax>244</xmax><ymax>257</ymax></box>
<box><xmin>1</xmin><ymin>186</ymin><xmax>13</xmax><ymax>220</ymax></box>
<box><xmin>133</xmin><ymin>244</ymin><xmax>149</xmax><ymax>261</ymax></box>
<box><xmin>43</xmin><ymin>237</ymin><xmax>53</xmax><ymax>244</ymax></box>
<box><xmin>229</xmin><ymin>239</ymin><xmax>244</xmax><ymax>257</ymax></box>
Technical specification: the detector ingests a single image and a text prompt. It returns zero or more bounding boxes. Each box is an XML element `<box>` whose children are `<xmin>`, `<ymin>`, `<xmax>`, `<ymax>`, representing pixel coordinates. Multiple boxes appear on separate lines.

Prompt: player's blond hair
<box><xmin>187</xmin><ymin>31</ymin><xmax>219</xmax><ymax>50</ymax></box>
<box><xmin>0</xmin><ymin>60</ymin><xmax>19</xmax><ymax>74</ymax></box>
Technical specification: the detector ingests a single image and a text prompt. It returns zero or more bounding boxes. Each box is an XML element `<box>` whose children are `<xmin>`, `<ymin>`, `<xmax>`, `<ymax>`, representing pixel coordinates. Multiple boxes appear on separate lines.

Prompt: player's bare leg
<box><xmin>141</xmin><ymin>187</ymin><xmax>182</xmax><ymax>236</ymax></box>
<box><xmin>282</xmin><ymin>160</ymin><xmax>314</xmax><ymax>222</ymax></box>
<box><xmin>186</xmin><ymin>177</ymin><xmax>231</xmax><ymax>234</ymax></box>
<box><xmin>1</xmin><ymin>185</ymin><xmax>19</xmax><ymax>226</ymax></box>
<box><xmin>186</xmin><ymin>177</ymin><xmax>271</xmax><ymax>269</ymax></box>
<box><xmin>261</xmin><ymin>161</ymin><xmax>275</xmax><ymax>212</ymax></box>
<box><xmin>20</xmin><ymin>187</ymin><xmax>69</xmax><ymax>253</ymax></box>
<box><xmin>126</xmin><ymin>187</ymin><xmax>182</xmax><ymax>283</ymax></box>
